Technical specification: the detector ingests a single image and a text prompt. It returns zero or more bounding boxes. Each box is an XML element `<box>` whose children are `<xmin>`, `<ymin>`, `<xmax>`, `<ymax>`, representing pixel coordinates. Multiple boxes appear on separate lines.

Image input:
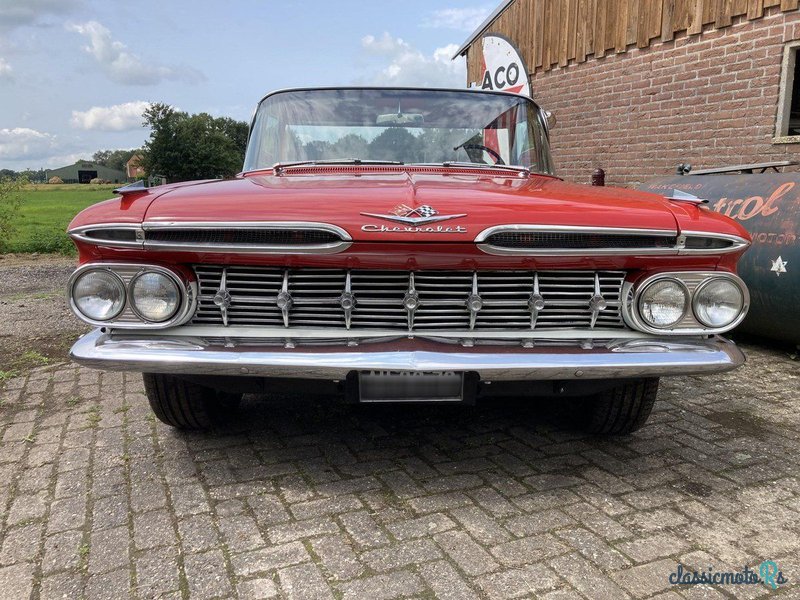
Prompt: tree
<box><xmin>140</xmin><ymin>103</ymin><xmax>249</xmax><ymax>182</ymax></box>
<box><xmin>93</xmin><ymin>149</ymin><xmax>139</xmax><ymax>172</ymax></box>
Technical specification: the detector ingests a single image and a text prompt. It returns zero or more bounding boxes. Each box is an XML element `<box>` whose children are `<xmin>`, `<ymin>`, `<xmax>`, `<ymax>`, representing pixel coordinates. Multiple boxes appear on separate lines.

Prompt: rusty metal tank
<box><xmin>640</xmin><ymin>172</ymin><xmax>799</xmax><ymax>345</ymax></box>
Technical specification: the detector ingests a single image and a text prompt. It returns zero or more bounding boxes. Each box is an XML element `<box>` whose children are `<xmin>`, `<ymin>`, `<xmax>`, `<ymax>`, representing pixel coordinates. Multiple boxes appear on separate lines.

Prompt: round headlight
<box><xmin>638</xmin><ymin>279</ymin><xmax>688</xmax><ymax>329</ymax></box>
<box><xmin>693</xmin><ymin>278</ymin><xmax>744</xmax><ymax>328</ymax></box>
<box><xmin>130</xmin><ymin>272</ymin><xmax>180</xmax><ymax>322</ymax></box>
<box><xmin>72</xmin><ymin>270</ymin><xmax>125</xmax><ymax>321</ymax></box>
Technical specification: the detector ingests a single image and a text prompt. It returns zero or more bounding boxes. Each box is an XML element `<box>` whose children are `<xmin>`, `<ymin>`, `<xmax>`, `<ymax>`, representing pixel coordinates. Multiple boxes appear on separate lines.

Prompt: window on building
<box><xmin>776</xmin><ymin>41</ymin><xmax>800</xmax><ymax>141</ymax></box>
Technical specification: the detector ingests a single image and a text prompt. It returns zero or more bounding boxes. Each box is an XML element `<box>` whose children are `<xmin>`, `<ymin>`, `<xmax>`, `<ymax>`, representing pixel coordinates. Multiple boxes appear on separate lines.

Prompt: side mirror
<box><xmin>543</xmin><ymin>110</ymin><xmax>556</xmax><ymax>129</ymax></box>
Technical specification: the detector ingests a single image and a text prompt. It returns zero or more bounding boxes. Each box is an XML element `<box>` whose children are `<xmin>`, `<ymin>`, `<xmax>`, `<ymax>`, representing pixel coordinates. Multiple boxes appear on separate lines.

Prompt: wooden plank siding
<box><xmin>464</xmin><ymin>0</ymin><xmax>797</xmax><ymax>80</ymax></box>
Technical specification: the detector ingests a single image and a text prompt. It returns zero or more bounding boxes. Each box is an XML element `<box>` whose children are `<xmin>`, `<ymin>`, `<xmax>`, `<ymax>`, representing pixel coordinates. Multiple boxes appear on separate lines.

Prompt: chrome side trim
<box><xmin>475</xmin><ymin>224</ymin><xmax>679</xmax><ymax>256</ymax></box>
<box><xmin>622</xmin><ymin>271</ymin><xmax>750</xmax><ymax>335</ymax></box>
<box><xmin>69</xmin><ymin>221</ymin><xmax>353</xmax><ymax>254</ymax></box>
<box><xmin>67</xmin><ymin>263</ymin><xmax>197</xmax><ymax>330</ymax></box>
<box><xmin>68</xmin><ymin>223</ymin><xmax>145</xmax><ymax>249</ymax></box>
<box><xmin>678</xmin><ymin>231</ymin><xmax>751</xmax><ymax>255</ymax></box>
<box><xmin>140</xmin><ymin>221</ymin><xmax>352</xmax><ymax>254</ymax></box>
<box><xmin>71</xmin><ymin>329</ymin><xmax>746</xmax><ymax>380</ymax></box>
<box><xmin>475</xmin><ymin>225</ymin><xmax>749</xmax><ymax>256</ymax></box>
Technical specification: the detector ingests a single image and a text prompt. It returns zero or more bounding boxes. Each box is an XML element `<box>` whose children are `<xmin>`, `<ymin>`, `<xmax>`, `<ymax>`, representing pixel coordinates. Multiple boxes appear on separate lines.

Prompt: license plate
<box><xmin>358</xmin><ymin>371</ymin><xmax>465</xmax><ymax>403</ymax></box>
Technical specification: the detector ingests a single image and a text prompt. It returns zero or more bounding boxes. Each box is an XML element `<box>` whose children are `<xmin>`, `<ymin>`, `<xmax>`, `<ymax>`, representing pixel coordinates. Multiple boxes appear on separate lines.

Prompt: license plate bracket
<box><xmin>355</xmin><ymin>371</ymin><xmax>470</xmax><ymax>403</ymax></box>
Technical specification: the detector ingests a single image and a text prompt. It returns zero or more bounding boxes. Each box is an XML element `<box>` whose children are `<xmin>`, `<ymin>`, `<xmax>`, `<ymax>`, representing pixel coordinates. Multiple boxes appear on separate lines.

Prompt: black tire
<box><xmin>585</xmin><ymin>378</ymin><xmax>659</xmax><ymax>435</ymax></box>
<box><xmin>142</xmin><ymin>373</ymin><xmax>242</xmax><ymax>430</ymax></box>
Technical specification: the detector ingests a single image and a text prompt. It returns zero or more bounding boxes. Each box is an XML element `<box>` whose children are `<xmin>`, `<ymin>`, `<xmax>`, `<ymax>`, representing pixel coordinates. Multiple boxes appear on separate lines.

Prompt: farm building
<box><xmin>455</xmin><ymin>0</ymin><xmax>800</xmax><ymax>187</ymax></box>
<box><xmin>45</xmin><ymin>160</ymin><xmax>127</xmax><ymax>184</ymax></box>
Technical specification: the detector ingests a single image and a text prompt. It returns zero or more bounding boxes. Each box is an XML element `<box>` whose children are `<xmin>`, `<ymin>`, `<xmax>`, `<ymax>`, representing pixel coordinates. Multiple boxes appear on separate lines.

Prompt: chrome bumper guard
<box><xmin>70</xmin><ymin>329</ymin><xmax>745</xmax><ymax>380</ymax></box>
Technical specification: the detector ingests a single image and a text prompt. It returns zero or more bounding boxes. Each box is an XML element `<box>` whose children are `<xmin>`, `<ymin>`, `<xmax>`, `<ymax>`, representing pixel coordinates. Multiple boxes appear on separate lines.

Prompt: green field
<box><xmin>4</xmin><ymin>184</ymin><xmax>120</xmax><ymax>254</ymax></box>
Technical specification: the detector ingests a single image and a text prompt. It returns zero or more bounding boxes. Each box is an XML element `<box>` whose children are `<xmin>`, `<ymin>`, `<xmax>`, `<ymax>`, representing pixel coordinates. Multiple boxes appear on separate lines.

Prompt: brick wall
<box><xmin>531</xmin><ymin>9</ymin><xmax>800</xmax><ymax>187</ymax></box>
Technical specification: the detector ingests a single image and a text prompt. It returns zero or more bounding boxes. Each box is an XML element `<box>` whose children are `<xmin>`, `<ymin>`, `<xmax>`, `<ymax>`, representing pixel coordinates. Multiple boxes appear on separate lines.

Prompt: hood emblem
<box><xmin>361</xmin><ymin>204</ymin><xmax>466</xmax><ymax>226</ymax></box>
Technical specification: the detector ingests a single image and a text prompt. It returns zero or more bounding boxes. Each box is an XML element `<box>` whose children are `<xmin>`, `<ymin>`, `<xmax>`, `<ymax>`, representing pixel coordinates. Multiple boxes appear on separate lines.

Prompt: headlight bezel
<box><xmin>624</xmin><ymin>271</ymin><xmax>749</xmax><ymax>335</ymax></box>
<box><xmin>637</xmin><ymin>277</ymin><xmax>690</xmax><ymax>330</ymax></box>
<box><xmin>128</xmin><ymin>270</ymin><xmax>182</xmax><ymax>323</ymax></box>
<box><xmin>67</xmin><ymin>263</ymin><xmax>196</xmax><ymax>329</ymax></box>
<box><xmin>692</xmin><ymin>277</ymin><xmax>747</xmax><ymax>329</ymax></box>
<box><xmin>70</xmin><ymin>268</ymin><xmax>127</xmax><ymax>322</ymax></box>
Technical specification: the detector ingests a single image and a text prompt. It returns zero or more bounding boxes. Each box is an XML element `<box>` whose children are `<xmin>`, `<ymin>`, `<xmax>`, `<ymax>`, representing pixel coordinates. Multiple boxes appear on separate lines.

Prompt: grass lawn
<box><xmin>4</xmin><ymin>184</ymin><xmax>120</xmax><ymax>254</ymax></box>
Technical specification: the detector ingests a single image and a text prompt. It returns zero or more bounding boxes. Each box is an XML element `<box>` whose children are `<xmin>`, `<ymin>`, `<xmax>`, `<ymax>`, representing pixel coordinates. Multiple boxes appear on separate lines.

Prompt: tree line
<box><xmin>1</xmin><ymin>103</ymin><xmax>250</xmax><ymax>183</ymax></box>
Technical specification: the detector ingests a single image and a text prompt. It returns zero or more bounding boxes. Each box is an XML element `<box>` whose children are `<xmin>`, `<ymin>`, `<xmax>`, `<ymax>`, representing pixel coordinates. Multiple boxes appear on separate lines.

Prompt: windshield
<box><xmin>243</xmin><ymin>88</ymin><xmax>555</xmax><ymax>174</ymax></box>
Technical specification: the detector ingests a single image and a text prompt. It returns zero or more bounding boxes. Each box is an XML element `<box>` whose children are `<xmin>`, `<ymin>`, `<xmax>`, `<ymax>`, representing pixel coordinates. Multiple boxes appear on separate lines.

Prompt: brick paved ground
<box><xmin>0</xmin><ymin>341</ymin><xmax>798</xmax><ymax>599</ymax></box>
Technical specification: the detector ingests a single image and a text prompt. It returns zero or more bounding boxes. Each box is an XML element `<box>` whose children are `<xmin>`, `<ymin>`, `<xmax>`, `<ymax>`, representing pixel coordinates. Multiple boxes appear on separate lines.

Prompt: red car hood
<box><xmin>141</xmin><ymin>169</ymin><xmax>680</xmax><ymax>241</ymax></box>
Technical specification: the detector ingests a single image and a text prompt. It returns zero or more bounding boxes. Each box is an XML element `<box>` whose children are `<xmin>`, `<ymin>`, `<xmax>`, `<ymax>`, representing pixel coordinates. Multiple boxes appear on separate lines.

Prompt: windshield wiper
<box><xmin>413</xmin><ymin>161</ymin><xmax>531</xmax><ymax>175</ymax></box>
<box><xmin>272</xmin><ymin>158</ymin><xmax>403</xmax><ymax>174</ymax></box>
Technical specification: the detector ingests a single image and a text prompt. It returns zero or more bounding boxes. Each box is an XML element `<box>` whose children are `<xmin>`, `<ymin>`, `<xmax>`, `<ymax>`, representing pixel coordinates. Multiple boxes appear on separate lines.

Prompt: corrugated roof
<box><xmin>452</xmin><ymin>0</ymin><xmax>516</xmax><ymax>59</ymax></box>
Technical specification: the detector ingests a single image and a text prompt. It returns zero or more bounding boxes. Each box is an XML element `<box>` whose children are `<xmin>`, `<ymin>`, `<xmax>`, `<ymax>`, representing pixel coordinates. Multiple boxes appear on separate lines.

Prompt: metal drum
<box><xmin>640</xmin><ymin>174</ymin><xmax>799</xmax><ymax>345</ymax></box>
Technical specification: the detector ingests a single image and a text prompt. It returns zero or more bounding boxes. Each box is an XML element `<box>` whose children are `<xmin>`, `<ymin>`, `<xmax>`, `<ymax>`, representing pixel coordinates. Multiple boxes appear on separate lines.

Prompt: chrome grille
<box><xmin>192</xmin><ymin>266</ymin><xmax>627</xmax><ymax>331</ymax></box>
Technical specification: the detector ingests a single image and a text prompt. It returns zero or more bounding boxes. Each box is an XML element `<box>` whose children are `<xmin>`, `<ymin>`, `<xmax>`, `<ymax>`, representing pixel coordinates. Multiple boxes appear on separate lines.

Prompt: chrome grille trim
<box><xmin>192</xmin><ymin>266</ymin><xmax>628</xmax><ymax>332</ymax></box>
<box><xmin>69</xmin><ymin>221</ymin><xmax>352</xmax><ymax>254</ymax></box>
<box><xmin>474</xmin><ymin>225</ymin><xmax>747</xmax><ymax>256</ymax></box>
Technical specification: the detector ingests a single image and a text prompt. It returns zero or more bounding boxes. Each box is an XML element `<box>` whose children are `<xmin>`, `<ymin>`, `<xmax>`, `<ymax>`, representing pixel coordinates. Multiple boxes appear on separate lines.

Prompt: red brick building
<box><xmin>126</xmin><ymin>154</ymin><xmax>145</xmax><ymax>180</ymax></box>
<box><xmin>456</xmin><ymin>0</ymin><xmax>800</xmax><ymax>187</ymax></box>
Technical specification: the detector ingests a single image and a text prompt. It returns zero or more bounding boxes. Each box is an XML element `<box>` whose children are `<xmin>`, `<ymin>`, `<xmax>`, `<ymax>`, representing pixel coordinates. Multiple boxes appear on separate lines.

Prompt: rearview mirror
<box><xmin>376</xmin><ymin>112</ymin><xmax>424</xmax><ymax>126</ymax></box>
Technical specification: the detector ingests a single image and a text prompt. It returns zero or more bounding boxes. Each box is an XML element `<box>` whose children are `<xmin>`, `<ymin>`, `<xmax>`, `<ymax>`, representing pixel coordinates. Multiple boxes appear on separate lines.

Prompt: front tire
<box><xmin>143</xmin><ymin>373</ymin><xmax>242</xmax><ymax>430</ymax></box>
<box><xmin>585</xmin><ymin>378</ymin><xmax>659</xmax><ymax>435</ymax></box>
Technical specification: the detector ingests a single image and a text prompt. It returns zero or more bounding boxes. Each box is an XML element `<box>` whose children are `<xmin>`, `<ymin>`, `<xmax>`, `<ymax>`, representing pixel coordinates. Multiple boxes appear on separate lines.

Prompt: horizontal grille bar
<box><xmin>192</xmin><ymin>267</ymin><xmax>628</xmax><ymax>333</ymax></box>
<box><xmin>147</xmin><ymin>229</ymin><xmax>341</xmax><ymax>246</ymax></box>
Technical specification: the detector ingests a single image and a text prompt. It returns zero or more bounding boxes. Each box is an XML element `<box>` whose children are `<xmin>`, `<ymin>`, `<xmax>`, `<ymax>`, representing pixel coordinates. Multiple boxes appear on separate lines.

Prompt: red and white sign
<box><xmin>480</xmin><ymin>35</ymin><xmax>530</xmax><ymax>96</ymax></box>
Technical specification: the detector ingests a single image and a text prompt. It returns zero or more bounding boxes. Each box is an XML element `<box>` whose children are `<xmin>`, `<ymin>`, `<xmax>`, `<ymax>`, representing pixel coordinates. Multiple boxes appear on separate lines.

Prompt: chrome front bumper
<box><xmin>70</xmin><ymin>329</ymin><xmax>745</xmax><ymax>381</ymax></box>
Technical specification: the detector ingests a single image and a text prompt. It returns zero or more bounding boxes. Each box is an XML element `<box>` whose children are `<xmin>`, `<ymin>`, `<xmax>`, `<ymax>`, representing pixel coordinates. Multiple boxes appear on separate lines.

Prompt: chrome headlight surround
<box><xmin>128</xmin><ymin>270</ymin><xmax>182</xmax><ymax>324</ymax></box>
<box><xmin>623</xmin><ymin>272</ymin><xmax>749</xmax><ymax>335</ymax></box>
<box><xmin>692</xmin><ymin>277</ymin><xmax>748</xmax><ymax>329</ymax></box>
<box><xmin>68</xmin><ymin>263</ymin><xmax>197</xmax><ymax>329</ymax></box>
<box><xmin>636</xmin><ymin>278</ymin><xmax>690</xmax><ymax>330</ymax></box>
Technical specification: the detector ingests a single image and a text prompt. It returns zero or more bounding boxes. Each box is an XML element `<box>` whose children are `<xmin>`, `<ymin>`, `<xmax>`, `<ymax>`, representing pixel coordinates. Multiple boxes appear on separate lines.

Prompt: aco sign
<box><xmin>480</xmin><ymin>35</ymin><xmax>530</xmax><ymax>96</ymax></box>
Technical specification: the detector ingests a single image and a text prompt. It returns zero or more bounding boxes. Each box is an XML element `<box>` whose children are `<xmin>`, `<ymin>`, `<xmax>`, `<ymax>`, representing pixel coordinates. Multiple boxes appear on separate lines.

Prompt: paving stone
<box><xmin>0</xmin><ymin>563</ymin><xmax>35</xmax><ymax>600</ymax></box>
<box><xmin>231</xmin><ymin>542</ymin><xmax>310</xmax><ymax>576</ymax></box>
<box><xmin>418</xmin><ymin>559</ymin><xmax>480</xmax><ymax>600</ymax></box>
<box><xmin>0</xmin><ymin>522</ymin><xmax>43</xmax><ymax>565</ymax></box>
<box><xmin>278</xmin><ymin>562</ymin><xmax>333</xmax><ymax>599</ymax></box>
<box><xmin>339</xmin><ymin>511</ymin><xmax>389</xmax><ymax>548</ymax></box>
<box><xmin>42</xmin><ymin>529</ymin><xmax>83</xmax><ymax>574</ymax></box>
<box><xmin>268</xmin><ymin>516</ymin><xmax>339</xmax><ymax>543</ymax></box>
<box><xmin>310</xmin><ymin>535</ymin><xmax>364</xmax><ymax>581</ymax></box>
<box><xmin>85</xmin><ymin>567</ymin><xmax>130</xmax><ymax>600</ymax></box>
<box><xmin>361</xmin><ymin>538</ymin><xmax>441</xmax><ymax>571</ymax></box>
<box><xmin>434</xmin><ymin>530</ymin><xmax>499</xmax><ymax>576</ymax></box>
<box><xmin>616</xmin><ymin>532</ymin><xmax>692</xmax><ymax>563</ymax></box>
<box><xmin>611</xmin><ymin>558</ymin><xmax>678</xmax><ymax>597</ymax></box>
<box><xmin>88</xmin><ymin>526</ymin><xmax>129</xmax><ymax>575</ymax></box>
<box><xmin>476</xmin><ymin>564</ymin><xmax>562</xmax><ymax>599</ymax></box>
<box><xmin>338</xmin><ymin>570</ymin><xmax>425</xmax><ymax>600</ymax></box>
<box><xmin>184</xmin><ymin>549</ymin><xmax>233</xmax><ymax>599</ymax></box>
<box><xmin>238</xmin><ymin>577</ymin><xmax>279</xmax><ymax>599</ymax></box>
<box><xmin>178</xmin><ymin>513</ymin><xmax>220</xmax><ymax>552</ymax></box>
<box><xmin>551</xmin><ymin>553</ymin><xmax>631</xmax><ymax>600</ymax></box>
<box><xmin>134</xmin><ymin>546</ymin><xmax>180</xmax><ymax>598</ymax></box>
<box><xmin>133</xmin><ymin>509</ymin><xmax>175</xmax><ymax>550</ymax></box>
<box><xmin>386</xmin><ymin>513</ymin><xmax>456</xmax><ymax>541</ymax></box>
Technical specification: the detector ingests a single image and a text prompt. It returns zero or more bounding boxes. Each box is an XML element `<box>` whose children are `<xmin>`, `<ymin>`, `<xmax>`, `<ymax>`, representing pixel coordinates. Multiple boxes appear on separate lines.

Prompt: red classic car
<box><xmin>66</xmin><ymin>87</ymin><xmax>751</xmax><ymax>434</ymax></box>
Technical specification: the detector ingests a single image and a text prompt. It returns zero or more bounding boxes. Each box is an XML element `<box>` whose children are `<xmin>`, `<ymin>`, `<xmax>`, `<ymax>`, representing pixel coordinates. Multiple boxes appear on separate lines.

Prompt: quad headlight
<box><xmin>68</xmin><ymin>264</ymin><xmax>192</xmax><ymax>328</ymax></box>
<box><xmin>693</xmin><ymin>278</ymin><xmax>745</xmax><ymax>328</ymax></box>
<box><xmin>130</xmin><ymin>272</ymin><xmax>180</xmax><ymax>322</ymax></box>
<box><xmin>72</xmin><ymin>270</ymin><xmax>126</xmax><ymax>321</ymax></box>
<box><xmin>638</xmin><ymin>279</ymin><xmax>688</xmax><ymax>328</ymax></box>
<box><xmin>628</xmin><ymin>272</ymin><xmax>748</xmax><ymax>334</ymax></box>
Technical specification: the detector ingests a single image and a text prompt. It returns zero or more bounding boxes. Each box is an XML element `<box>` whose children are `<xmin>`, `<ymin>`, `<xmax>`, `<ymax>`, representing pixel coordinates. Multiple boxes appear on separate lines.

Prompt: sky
<box><xmin>0</xmin><ymin>0</ymin><xmax>494</xmax><ymax>171</ymax></box>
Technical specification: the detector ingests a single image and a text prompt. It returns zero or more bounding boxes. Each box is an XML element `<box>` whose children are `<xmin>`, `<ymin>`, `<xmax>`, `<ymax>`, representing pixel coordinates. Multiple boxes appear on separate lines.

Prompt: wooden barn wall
<box><xmin>465</xmin><ymin>0</ymin><xmax>799</xmax><ymax>80</ymax></box>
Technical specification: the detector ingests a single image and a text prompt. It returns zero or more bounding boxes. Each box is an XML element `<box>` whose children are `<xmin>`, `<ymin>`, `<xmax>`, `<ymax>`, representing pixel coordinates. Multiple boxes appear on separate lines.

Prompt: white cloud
<box><xmin>70</xmin><ymin>101</ymin><xmax>151</xmax><ymax>131</ymax></box>
<box><xmin>423</xmin><ymin>6</ymin><xmax>493</xmax><ymax>31</ymax></box>
<box><xmin>0</xmin><ymin>127</ymin><xmax>59</xmax><ymax>161</ymax></box>
<box><xmin>0</xmin><ymin>0</ymin><xmax>83</xmax><ymax>32</ymax></box>
<box><xmin>361</xmin><ymin>33</ymin><xmax>466</xmax><ymax>88</ymax></box>
<box><xmin>0</xmin><ymin>57</ymin><xmax>11</xmax><ymax>79</ymax></box>
<box><xmin>66</xmin><ymin>21</ymin><xmax>204</xmax><ymax>86</ymax></box>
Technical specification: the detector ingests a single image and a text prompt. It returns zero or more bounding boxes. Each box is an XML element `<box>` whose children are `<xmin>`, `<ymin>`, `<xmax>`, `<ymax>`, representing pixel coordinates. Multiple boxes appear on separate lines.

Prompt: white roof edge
<box><xmin>451</xmin><ymin>0</ymin><xmax>516</xmax><ymax>60</ymax></box>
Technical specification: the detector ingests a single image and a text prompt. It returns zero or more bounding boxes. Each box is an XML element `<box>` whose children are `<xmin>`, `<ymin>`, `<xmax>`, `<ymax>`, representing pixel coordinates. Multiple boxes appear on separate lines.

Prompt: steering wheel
<box><xmin>458</xmin><ymin>144</ymin><xmax>505</xmax><ymax>165</ymax></box>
